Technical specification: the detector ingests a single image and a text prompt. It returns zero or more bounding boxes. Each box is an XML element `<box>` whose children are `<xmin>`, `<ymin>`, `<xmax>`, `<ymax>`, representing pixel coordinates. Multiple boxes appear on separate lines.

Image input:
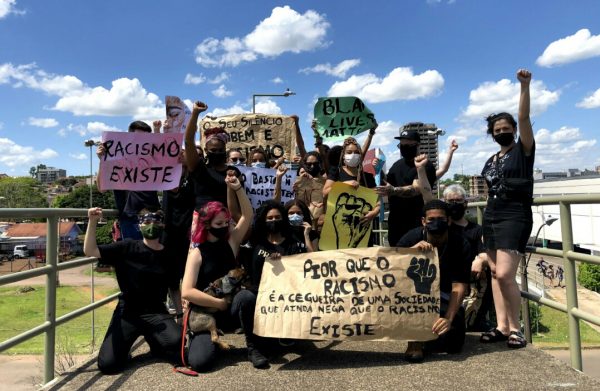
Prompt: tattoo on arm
<box><xmin>392</xmin><ymin>186</ymin><xmax>419</xmax><ymax>197</ymax></box>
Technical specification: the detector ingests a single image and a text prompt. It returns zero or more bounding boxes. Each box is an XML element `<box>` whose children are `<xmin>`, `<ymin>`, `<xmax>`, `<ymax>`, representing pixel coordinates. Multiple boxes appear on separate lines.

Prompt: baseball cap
<box><xmin>394</xmin><ymin>129</ymin><xmax>420</xmax><ymax>142</ymax></box>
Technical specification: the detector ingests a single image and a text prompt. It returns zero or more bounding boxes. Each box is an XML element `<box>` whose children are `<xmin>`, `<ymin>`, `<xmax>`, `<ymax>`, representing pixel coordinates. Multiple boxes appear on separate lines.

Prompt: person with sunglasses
<box><xmin>84</xmin><ymin>208</ymin><xmax>182</xmax><ymax>374</ymax></box>
<box><xmin>227</xmin><ymin>149</ymin><xmax>246</xmax><ymax>166</ymax></box>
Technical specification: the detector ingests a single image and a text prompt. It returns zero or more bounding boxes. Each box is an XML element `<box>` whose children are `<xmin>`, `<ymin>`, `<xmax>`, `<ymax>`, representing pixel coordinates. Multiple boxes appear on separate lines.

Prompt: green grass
<box><xmin>532</xmin><ymin>304</ymin><xmax>600</xmax><ymax>347</ymax></box>
<box><xmin>0</xmin><ymin>285</ymin><xmax>119</xmax><ymax>354</ymax></box>
<box><xmin>82</xmin><ymin>267</ymin><xmax>116</xmax><ymax>278</ymax></box>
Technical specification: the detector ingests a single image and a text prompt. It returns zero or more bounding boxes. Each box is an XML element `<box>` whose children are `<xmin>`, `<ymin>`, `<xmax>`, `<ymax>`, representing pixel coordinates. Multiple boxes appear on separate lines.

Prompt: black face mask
<box><xmin>426</xmin><ymin>219</ymin><xmax>448</xmax><ymax>236</ymax></box>
<box><xmin>209</xmin><ymin>226</ymin><xmax>229</xmax><ymax>239</ymax></box>
<box><xmin>207</xmin><ymin>151</ymin><xmax>226</xmax><ymax>165</ymax></box>
<box><xmin>400</xmin><ymin>144</ymin><xmax>418</xmax><ymax>160</ymax></box>
<box><xmin>307</xmin><ymin>164</ymin><xmax>321</xmax><ymax>177</ymax></box>
<box><xmin>494</xmin><ymin>132</ymin><xmax>514</xmax><ymax>147</ymax></box>
<box><xmin>266</xmin><ymin>220</ymin><xmax>283</xmax><ymax>233</ymax></box>
<box><xmin>448</xmin><ymin>203</ymin><xmax>466</xmax><ymax>220</ymax></box>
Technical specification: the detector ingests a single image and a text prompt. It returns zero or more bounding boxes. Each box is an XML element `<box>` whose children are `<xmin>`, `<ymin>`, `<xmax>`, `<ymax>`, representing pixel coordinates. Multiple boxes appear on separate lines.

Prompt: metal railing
<box><xmin>0</xmin><ymin>208</ymin><xmax>119</xmax><ymax>386</ymax></box>
<box><xmin>472</xmin><ymin>194</ymin><xmax>600</xmax><ymax>372</ymax></box>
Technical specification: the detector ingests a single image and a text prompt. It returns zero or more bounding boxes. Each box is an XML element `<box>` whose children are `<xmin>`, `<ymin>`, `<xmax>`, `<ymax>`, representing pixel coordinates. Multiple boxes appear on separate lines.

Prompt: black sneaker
<box><xmin>248</xmin><ymin>347</ymin><xmax>269</xmax><ymax>369</ymax></box>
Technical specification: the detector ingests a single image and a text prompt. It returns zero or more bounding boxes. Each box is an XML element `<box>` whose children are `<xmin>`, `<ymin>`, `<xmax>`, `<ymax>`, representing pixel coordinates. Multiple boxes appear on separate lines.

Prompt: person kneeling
<box><xmin>84</xmin><ymin>208</ymin><xmax>182</xmax><ymax>374</ymax></box>
<box><xmin>396</xmin><ymin>199</ymin><xmax>471</xmax><ymax>362</ymax></box>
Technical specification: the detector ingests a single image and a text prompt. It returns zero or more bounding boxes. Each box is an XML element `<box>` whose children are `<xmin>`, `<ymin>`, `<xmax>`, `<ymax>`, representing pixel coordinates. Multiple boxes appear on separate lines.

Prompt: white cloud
<box><xmin>328</xmin><ymin>67</ymin><xmax>444</xmax><ymax>103</ymax></box>
<box><xmin>0</xmin><ymin>137</ymin><xmax>58</xmax><ymax>168</ymax></box>
<box><xmin>271</xmin><ymin>77</ymin><xmax>284</xmax><ymax>84</ymax></box>
<box><xmin>0</xmin><ymin>0</ymin><xmax>23</xmax><ymax>19</ymax></box>
<box><xmin>300</xmin><ymin>59</ymin><xmax>361</xmax><ymax>78</ymax></box>
<box><xmin>536</xmin><ymin>29</ymin><xmax>600</xmax><ymax>67</ymax></box>
<box><xmin>212</xmin><ymin>84</ymin><xmax>233</xmax><ymax>98</ymax></box>
<box><xmin>254</xmin><ymin>99</ymin><xmax>282</xmax><ymax>115</ymax></box>
<box><xmin>208</xmin><ymin>72</ymin><xmax>229</xmax><ymax>84</ymax></box>
<box><xmin>535</xmin><ymin>126</ymin><xmax>581</xmax><ymax>143</ymax></box>
<box><xmin>69</xmin><ymin>153</ymin><xmax>87</xmax><ymax>160</ymax></box>
<box><xmin>206</xmin><ymin>103</ymin><xmax>248</xmax><ymax>118</ymax></box>
<box><xmin>194</xmin><ymin>6</ymin><xmax>329</xmax><ymax>67</ymax></box>
<box><xmin>577</xmin><ymin>88</ymin><xmax>600</xmax><ymax>109</ymax></box>
<box><xmin>184</xmin><ymin>73</ymin><xmax>205</xmax><ymax>85</ymax></box>
<box><xmin>58</xmin><ymin>121</ymin><xmax>120</xmax><ymax>137</ymax></box>
<box><xmin>533</xmin><ymin>126</ymin><xmax>597</xmax><ymax>169</ymax></box>
<box><xmin>0</xmin><ymin>62</ymin><xmax>164</xmax><ymax>120</ymax></box>
<box><xmin>460</xmin><ymin>79</ymin><xmax>560</xmax><ymax>121</ymax></box>
<box><xmin>205</xmin><ymin>98</ymin><xmax>283</xmax><ymax>117</ymax></box>
<box><xmin>27</xmin><ymin>117</ymin><xmax>58</xmax><ymax>128</ymax></box>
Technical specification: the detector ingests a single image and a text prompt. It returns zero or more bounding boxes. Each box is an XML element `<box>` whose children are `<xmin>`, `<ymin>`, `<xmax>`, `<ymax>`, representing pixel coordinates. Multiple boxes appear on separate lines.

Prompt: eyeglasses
<box><xmin>446</xmin><ymin>199</ymin><xmax>465</xmax><ymax>205</ymax></box>
<box><xmin>230</xmin><ymin>157</ymin><xmax>245</xmax><ymax>163</ymax></box>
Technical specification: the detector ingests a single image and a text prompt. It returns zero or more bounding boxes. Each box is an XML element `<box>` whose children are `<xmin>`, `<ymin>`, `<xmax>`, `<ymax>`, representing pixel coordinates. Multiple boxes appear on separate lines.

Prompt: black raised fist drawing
<box><xmin>332</xmin><ymin>192</ymin><xmax>373</xmax><ymax>249</ymax></box>
<box><xmin>407</xmin><ymin>257</ymin><xmax>437</xmax><ymax>295</ymax></box>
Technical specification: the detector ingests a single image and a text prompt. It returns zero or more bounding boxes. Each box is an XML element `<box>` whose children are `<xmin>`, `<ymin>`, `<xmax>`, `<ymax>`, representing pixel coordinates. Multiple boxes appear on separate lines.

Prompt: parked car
<box><xmin>13</xmin><ymin>245</ymin><xmax>33</xmax><ymax>259</ymax></box>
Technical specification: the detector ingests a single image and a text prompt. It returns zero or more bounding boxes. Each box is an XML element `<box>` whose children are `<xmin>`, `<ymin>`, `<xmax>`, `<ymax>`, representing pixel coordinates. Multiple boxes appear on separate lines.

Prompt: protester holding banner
<box><xmin>96</xmin><ymin>121</ymin><xmax>161</xmax><ymax>240</ymax></box>
<box><xmin>396</xmin><ymin>199</ymin><xmax>471</xmax><ymax>362</ymax></box>
<box><xmin>181</xmin><ymin>175</ymin><xmax>270</xmax><ymax>369</ymax></box>
<box><xmin>84</xmin><ymin>207</ymin><xmax>182</xmax><ymax>374</ymax></box>
<box><xmin>248</xmin><ymin>147</ymin><xmax>270</xmax><ymax>168</ymax></box>
<box><xmin>479</xmin><ymin>69</ymin><xmax>535</xmax><ymax>349</ymax></box>
<box><xmin>293</xmin><ymin>151</ymin><xmax>326</xmax><ymax>225</ymax></box>
<box><xmin>284</xmin><ymin>199</ymin><xmax>318</xmax><ymax>252</ymax></box>
<box><xmin>376</xmin><ymin>129</ymin><xmax>437</xmax><ymax>247</ymax></box>
<box><xmin>227</xmin><ymin>149</ymin><xmax>246</xmax><ymax>166</ymax></box>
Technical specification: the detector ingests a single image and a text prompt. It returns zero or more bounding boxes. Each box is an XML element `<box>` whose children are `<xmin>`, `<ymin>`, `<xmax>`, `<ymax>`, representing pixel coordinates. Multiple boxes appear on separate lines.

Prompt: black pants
<box><xmin>425</xmin><ymin>299</ymin><xmax>466</xmax><ymax>354</ymax></box>
<box><xmin>187</xmin><ymin>289</ymin><xmax>257</xmax><ymax>372</ymax></box>
<box><xmin>98</xmin><ymin>300</ymin><xmax>182</xmax><ymax>374</ymax></box>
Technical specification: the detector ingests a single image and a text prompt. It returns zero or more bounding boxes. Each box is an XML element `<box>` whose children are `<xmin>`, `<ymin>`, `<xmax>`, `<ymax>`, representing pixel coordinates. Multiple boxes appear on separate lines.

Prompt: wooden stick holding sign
<box><xmin>314</xmin><ymin>96</ymin><xmax>377</xmax><ymax>141</ymax></box>
<box><xmin>254</xmin><ymin>246</ymin><xmax>440</xmax><ymax>341</ymax></box>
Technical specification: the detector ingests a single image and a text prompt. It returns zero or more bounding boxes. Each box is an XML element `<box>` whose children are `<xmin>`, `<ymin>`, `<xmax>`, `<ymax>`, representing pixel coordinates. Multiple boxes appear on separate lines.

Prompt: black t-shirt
<box><xmin>98</xmin><ymin>240</ymin><xmax>179</xmax><ymax>313</ymax></box>
<box><xmin>481</xmin><ymin>139</ymin><xmax>535</xmax><ymax>200</ymax></box>
<box><xmin>195</xmin><ymin>239</ymin><xmax>237</xmax><ymax>292</ymax></box>
<box><xmin>450</xmin><ymin>221</ymin><xmax>485</xmax><ymax>262</ymax></box>
<box><xmin>190</xmin><ymin>161</ymin><xmax>241</xmax><ymax>210</ymax></box>
<box><xmin>329</xmin><ymin>167</ymin><xmax>376</xmax><ymax>188</ymax></box>
<box><xmin>113</xmin><ymin>190</ymin><xmax>160</xmax><ymax>221</ymax></box>
<box><xmin>246</xmin><ymin>237</ymin><xmax>307</xmax><ymax>292</ymax></box>
<box><xmin>396</xmin><ymin>227</ymin><xmax>471</xmax><ymax>295</ymax></box>
<box><xmin>386</xmin><ymin>159</ymin><xmax>436</xmax><ymax>238</ymax></box>
<box><xmin>162</xmin><ymin>172</ymin><xmax>195</xmax><ymax>232</ymax></box>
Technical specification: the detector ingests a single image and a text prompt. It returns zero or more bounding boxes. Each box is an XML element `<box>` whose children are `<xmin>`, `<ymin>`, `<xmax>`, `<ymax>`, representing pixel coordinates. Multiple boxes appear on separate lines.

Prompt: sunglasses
<box><xmin>230</xmin><ymin>157</ymin><xmax>246</xmax><ymax>163</ymax></box>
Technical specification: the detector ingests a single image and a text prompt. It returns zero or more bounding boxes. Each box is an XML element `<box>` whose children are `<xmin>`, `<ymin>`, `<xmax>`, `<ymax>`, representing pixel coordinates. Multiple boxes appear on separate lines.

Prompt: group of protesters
<box><xmin>83</xmin><ymin>69</ymin><xmax>535</xmax><ymax>373</ymax></box>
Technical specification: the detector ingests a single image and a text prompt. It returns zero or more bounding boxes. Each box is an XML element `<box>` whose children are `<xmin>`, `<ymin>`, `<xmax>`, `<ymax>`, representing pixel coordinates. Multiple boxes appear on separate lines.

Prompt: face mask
<box><xmin>494</xmin><ymin>132</ymin><xmax>514</xmax><ymax>147</ymax></box>
<box><xmin>266</xmin><ymin>220</ymin><xmax>283</xmax><ymax>233</ymax></box>
<box><xmin>448</xmin><ymin>203</ymin><xmax>466</xmax><ymax>220</ymax></box>
<box><xmin>288</xmin><ymin>213</ymin><xmax>304</xmax><ymax>227</ymax></box>
<box><xmin>400</xmin><ymin>144</ymin><xmax>418</xmax><ymax>160</ymax></box>
<box><xmin>209</xmin><ymin>226</ymin><xmax>229</xmax><ymax>240</ymax></box>
<box><xmin>252</xmin><ymin>162</ymin><xmax>267</xmax><ymax>168</ymax></box>
<box><xmin>344</xmin><ymin>153</ymin><xmax>360</xmax><ymax>168</ymax></box>
<box><xmin>207</xmin><ymin>151</ymin><xmax>226</xmax><ymax>165</ymax></box>
<box><xmin>140</xmin><ymin>224</ymin><xmax>163</xmax><ymax>240</ymax></box>
<box><xmin>425</xmin><ymin>219</ymin><xmax>448</xmax><ymax>236</ymax></box>
<box><xmin>307</xmin><ymin>164</ymin><xmax>321</xmax><ymax>177</ymax></box>
<box><xmin>231</xmin><ymin>160</ymin><xmax>245</xmax><ymax>167</ymax></box>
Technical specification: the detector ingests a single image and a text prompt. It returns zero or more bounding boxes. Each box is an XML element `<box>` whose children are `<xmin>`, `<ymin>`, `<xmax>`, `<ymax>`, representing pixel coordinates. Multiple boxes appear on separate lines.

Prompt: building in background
<box><xmin>400</xmin><ymin>122</ymin><xmax>444</xmax><ymax>192</ymax></box>
<box><xmin>36</xmin><ymin>167</ymin><xmax>66</xmax><ymax>184</ymax></box>
<box><xmin>469</xmin><ymin>175</ymin><xmax>488</xmax><ymax>198</ymax></box>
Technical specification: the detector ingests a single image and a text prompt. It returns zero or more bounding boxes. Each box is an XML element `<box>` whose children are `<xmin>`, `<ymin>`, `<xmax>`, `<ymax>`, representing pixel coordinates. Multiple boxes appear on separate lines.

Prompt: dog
<box><xmin>188</xmin><ymin>267</ymin><xmax>248</xmax><ymax>350</ymax></box>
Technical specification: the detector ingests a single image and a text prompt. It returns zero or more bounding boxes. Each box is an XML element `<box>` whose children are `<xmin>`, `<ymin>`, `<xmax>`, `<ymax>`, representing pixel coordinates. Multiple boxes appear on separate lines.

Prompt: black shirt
<box><xmin>98</xmin><ymin>240</ymin><xmax>178</xmax><ymax>313</ymax></box>
<box><xmin>450</xmin><ymin>221</ymin><xmax>485</xmax><ymax>263</ymax></box>
<box><xmin>481</xmin><ymin>139</ymin><xmax>535</xmax><ymax>200</ymax></box>
<box><xmin>113</xmin><ymin>190</ymin><xmax>160</xmax><ymax>221</ymax></box>
<box><xmin>246</xmin><ymin>237</ymin><xmax>307</xmax><ymax>292</ymax></box>
<box><xmin>195</xmin><ymin>239</ymin><xmax>237</xmax><ymax>292</ymax></box>
<box><xmin>396</xmin><ymin>227</ymin><xmax>471</xmax><ymax>295</ymax></box>
<box><xmin>329</xmin><ymin>167</ymin><xmax>376</xmax><ymax>188</ymax></box>
<box><xmin>190</xmin><ymin>161</ymin><xmax>241</xmax><ymax>210</ymax></box>
<box><xmin>386</xmin><ymin>159</ymin><xmax>436</xmax><ymax>241</ymax></box>
<box><xmin>162</xmin><ymin>172</ymin><xmax>195</xmax><ymax>232</ymax></box>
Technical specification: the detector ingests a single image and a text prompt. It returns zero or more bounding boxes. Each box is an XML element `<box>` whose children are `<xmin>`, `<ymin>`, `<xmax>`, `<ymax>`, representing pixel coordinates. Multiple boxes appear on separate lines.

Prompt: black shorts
<box><xmin>482</xmin><ymin>197</ymin><xmax>533</xmax><ymax>254</ymax></box>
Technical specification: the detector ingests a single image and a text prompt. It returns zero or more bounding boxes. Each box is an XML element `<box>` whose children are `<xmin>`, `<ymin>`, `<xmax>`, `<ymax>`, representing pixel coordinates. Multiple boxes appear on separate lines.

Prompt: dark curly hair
<box><xmin>251</xmin><ymin>200</ymin><xmax>292</xmax><ymax>244</ymax></box>
<box><xmin>422</xmin><ymin>199</ymin><xmax>449</xmax><ymax>217</ymax></box>
<box><xmin>486</xmin><ymin>112</ymin><xmax>517</xmax><ymax>135</ymax></box>
<box><xmin>284</xmin><ymin>199</ymin><xmax>313</xmax><ymax>225</ymax></box>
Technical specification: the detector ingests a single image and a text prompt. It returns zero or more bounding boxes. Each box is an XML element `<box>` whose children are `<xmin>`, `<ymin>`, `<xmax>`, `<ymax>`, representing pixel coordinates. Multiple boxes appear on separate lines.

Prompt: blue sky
<box><xmin>1</xmin><ymin>0</ymin><xmax>599</xmax><ymax>178</ymax></box>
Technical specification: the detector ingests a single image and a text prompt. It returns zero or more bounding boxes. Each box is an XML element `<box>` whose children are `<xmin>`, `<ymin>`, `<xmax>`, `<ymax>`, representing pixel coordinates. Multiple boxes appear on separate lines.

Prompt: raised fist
<box><xmin>332</xmin><ymin>192</ymin><xmax>373</xmax><ymax>249</ymax></box>
<box><xmin>407</xmin><ymin>257</ymin><xmax>437</xmax><ymax>295</ymax></box>
<box><xmin>414</xmin><ymin>154</ymin><xmax>428</xmax><ymax>169</ymax></box>
<box><xmin>517</xmin><ymin>69</ymin><xmax>531</xmax><ymax>84</ymax></box>
<box><xmin>193</xmin><ymin>101</ymin><xmax>208</xmax><ymax>113</ymax></box>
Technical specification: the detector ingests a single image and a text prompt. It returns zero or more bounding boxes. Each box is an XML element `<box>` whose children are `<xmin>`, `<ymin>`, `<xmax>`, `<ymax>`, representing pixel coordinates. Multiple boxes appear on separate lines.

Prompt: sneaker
<box><xmin>248</xmin><ymin>347</ymin><xmax>269</xmax><ymax>369</ymax></box>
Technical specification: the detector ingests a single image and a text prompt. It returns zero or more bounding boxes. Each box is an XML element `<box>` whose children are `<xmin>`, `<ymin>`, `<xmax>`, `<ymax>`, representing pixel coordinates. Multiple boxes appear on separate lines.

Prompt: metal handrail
<box><xmin>0</xmin><ymin>208</ymin><xmax>118</xmax><ymax>385</ymax></box>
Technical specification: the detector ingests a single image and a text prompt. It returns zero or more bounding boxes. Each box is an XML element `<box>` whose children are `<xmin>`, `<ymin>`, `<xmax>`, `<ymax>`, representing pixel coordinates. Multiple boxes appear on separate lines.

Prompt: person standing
<box><xmin>479</xmin><ymin>69</ymin><xmax>535</xmax><ymax>349</ymax></box>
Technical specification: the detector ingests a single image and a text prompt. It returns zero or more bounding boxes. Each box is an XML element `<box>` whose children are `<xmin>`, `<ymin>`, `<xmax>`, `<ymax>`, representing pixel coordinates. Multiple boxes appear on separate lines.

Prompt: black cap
<box><xmin>394</xmin><ymin>129</ymin><xmax>420</xmax><ymax>142</ymax></box>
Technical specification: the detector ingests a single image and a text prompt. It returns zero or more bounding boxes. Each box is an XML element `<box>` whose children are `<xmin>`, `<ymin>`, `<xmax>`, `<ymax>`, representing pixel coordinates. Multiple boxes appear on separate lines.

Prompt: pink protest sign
<box><xmin>99</xmin><ymin>131</ymin><xmax>183</xmax><ymax>191</ymax></box>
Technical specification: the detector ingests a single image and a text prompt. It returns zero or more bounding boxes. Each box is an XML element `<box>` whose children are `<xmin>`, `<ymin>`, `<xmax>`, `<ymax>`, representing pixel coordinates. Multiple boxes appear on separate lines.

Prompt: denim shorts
<box><xmin>482</xmin><ymin>197</ymin><xmax>533</xmax><ymax>254</ymax></box>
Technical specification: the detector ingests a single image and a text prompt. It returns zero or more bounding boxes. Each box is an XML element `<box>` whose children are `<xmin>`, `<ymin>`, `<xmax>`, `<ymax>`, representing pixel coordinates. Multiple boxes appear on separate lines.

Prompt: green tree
<box><xmin>440</xmin><ymin>174</ymin><xmax>471</xmax><ymax>193</ymax></box>
<box><xmin>578</xmin><ymin>263</ymin><xmax>600</xmax><ymax>292</ymax></box>
<box><xmin>51</xmin><ymin>185</ymin><xmax>116</xmax><ymax>210</ymax></box>
<box><xmin>0</xmin><ymin>177</ymin><xmax>48</xmax><ymax>208</ymax></box>
<box><xmin>29</xmin><ymin>166</ymin><xmax>37</xmax><ymax>178</ymax></box>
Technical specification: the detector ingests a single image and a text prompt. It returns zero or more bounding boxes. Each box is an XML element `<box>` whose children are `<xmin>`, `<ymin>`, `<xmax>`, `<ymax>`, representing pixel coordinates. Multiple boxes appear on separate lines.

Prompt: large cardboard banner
<box><xmin>237</xmin><ymin>166</ymin><xmax>297</xmax><ymax>210</ymax></box>
<box><xmin>320</xmin><ymin>182</ymin><xmax>379</xmax><ymax>250</ymax></box>
<box><xmin>293</xmin><ymin>176</ymin><xmax>325</xmax><ymax>223</ymax></box>
<box><xmin>199</xmin><ymin>114</ymin><xmax>297</xmax><ymax>159</ymax></box>
<box><xmin>254</xmin><ymin>247</ymin><xmax>440</xmax><ymax>341</ymax></box>
<box><xmin>164</xmin><ymin>96</ymin><xmax>192</xmax><ymax>133</ymax></box>
<box><xmin>314</xmin><ymin>96</ymin><xmax>376</xmax><ymax>141</ymax></box>
<box><xmin>99</xmin><ymin>131</ymin><xmax>183</xmax><ymax>191</ymax></box>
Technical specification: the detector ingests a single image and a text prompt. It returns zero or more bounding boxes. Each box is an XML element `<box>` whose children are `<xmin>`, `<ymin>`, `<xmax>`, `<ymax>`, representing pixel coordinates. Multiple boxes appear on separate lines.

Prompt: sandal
<box><xmin>480</xmin><ymin>328</ymin><xmax>509</xmax><ymax>343</ymax></box>
<box><xmin>507</xmin><ymin>331</ymin><xmax>527</xmax><ymax>349</ymax></box>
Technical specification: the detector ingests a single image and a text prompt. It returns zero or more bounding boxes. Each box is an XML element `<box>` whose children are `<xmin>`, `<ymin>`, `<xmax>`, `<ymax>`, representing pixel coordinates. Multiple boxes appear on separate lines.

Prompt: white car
<box><xmin>13</xmin><ymin>245</ymin><xmax>30</xmax><ymax>259</ymax></box>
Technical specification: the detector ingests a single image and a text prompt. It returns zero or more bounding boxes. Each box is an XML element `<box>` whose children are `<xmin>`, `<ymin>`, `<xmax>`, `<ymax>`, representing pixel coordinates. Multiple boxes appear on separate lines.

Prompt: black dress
<box><xmin>481</xmin><ymin>139</ymin><xmax>535</xmax><ymax>253</ymax></box>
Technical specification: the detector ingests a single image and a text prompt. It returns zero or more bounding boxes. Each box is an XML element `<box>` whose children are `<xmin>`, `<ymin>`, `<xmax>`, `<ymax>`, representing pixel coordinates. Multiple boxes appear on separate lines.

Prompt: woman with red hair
<box><xmin>181</xmin><ymin>174</ymin><xmax>269</xmax><ymax>370</ymax></box>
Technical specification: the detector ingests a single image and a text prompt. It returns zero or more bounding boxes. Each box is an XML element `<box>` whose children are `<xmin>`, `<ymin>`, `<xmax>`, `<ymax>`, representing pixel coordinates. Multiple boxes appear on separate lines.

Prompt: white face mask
<box><xmin>344</xmin><ymin>153</ymin><xmax>360</xmax><ymax>168</ymax></box>
<box><xmin>251</xmin><ymin>162</ymin><xmax>266</xmax><ymax>168</ymax></box>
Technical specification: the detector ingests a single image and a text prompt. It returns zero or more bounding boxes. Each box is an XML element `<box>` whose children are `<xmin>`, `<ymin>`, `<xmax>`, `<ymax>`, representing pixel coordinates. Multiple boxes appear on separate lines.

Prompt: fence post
<box><xmin>44</xmin><ymin>216</ymin><xmax>58</xmax><ymax>384</ymax></box>
<box><xmin>560</xmin><ymin>201</ymin><xmax>582</xmax><ymax>371</ymax></box>
<box><xmin>476</xmin><ymin>205</ymin><xmax>483</xmax><ymax>225</ymax></box>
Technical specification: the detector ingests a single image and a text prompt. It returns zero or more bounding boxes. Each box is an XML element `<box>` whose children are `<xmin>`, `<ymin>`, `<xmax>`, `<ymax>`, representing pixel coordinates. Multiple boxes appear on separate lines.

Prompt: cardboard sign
<box><xmin>199</xmin><ymin>114</ymin><xmax>297</xmax><ymax>159</ymax></box>
<box><xmin>164</xmin><ymin>96</ymin><xmax>192</xmax><ymax>133</ymax></box>
<box><xmin>363</xmin><ymin>148</ymin><xmax>386</xmax><ymax>179</ymax></box>
<box><xmin>314</xmin><ymin>96</ymin><xmax>376</xmax><ymax>141</ymax></box>
<box><xmin>237</xmin><ymin>166</ymin><xmax>297</xmax><ymax>210</ymax></box>
<box><xmin>99</xmin><ymin>131</ymin><xmax>183</xmax><ymax>191</ymax></box>
<box><xmin>254</xmin><ymin>247</ymin><xmax>440</xmax><ymax>341</ymax></box>
<box><xmin>320</xmin><ymin>182</ymin><xmax>379</xmax><ymax>250</ymax></box>
<box><xmin>293</xmin><ymin>176</ymin><xmax>325</xmax><ymax>223</ymax></box>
